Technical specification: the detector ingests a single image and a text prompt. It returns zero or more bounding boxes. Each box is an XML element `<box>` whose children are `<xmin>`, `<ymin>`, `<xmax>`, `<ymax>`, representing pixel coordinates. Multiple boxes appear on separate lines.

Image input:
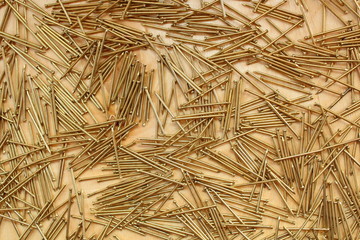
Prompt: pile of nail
<box><xmin>0</xmin><ymin>0</ymin><xmax>359</xmax><ymax>239</ymax></box>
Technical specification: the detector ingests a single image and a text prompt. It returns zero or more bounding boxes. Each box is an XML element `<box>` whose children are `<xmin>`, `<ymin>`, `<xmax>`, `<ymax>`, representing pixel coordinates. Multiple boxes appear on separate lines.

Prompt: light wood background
<box><xmin>0</xmin><ymin>0</ymin><xmax>359</xmax><ymax>239</ymax></box>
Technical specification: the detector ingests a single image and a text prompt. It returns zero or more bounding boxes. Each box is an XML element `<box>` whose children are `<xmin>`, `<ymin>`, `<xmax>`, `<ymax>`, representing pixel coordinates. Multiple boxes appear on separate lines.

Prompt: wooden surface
<box><xmin>0</xmin><ymin>0</ymin><xmax>359</xmax><ymax>239</ymax></box>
